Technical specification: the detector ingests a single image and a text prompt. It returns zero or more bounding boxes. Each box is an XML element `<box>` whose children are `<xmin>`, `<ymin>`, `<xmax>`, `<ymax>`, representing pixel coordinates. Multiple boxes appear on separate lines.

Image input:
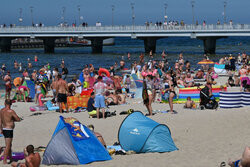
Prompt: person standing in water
<box><xmin>34</xmin><ymin>55</ymin><xmax>38</xmax><ymax>62</ymax></box>
<box><xmin>4</xmin><ymin>71</ymin><xmax>11</xmax><ymax>100</ymax></box>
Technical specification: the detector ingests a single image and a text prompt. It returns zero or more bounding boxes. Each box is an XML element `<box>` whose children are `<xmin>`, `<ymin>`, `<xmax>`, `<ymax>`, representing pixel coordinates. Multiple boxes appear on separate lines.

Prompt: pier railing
<box><xmin>0</xmin><ymin>24</ymin><xmax>250</xmax><ymax>32</ymax></box>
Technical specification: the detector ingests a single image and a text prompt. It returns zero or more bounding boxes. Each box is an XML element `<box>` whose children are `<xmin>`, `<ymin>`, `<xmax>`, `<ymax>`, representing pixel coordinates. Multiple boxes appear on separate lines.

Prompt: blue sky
<box><xmin>0</xmin><ymin>0</ymin><xmax>249</xmax><ymax>26</ymax></box>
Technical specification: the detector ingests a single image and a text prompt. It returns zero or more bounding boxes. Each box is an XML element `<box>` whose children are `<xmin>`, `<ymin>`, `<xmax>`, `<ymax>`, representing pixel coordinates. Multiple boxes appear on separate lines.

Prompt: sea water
<box><xmin>0</xmin><ymin>36</ymin><xmax>249</xmax><ymax>82</ymax></box>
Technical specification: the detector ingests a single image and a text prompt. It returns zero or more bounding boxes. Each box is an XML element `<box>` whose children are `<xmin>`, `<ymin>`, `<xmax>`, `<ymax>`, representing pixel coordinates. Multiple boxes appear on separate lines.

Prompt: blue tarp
<box><xmin>118</xmin><ymin>112</ymin><xmax>178</xmax><ymax>153</ymax></box>
<box><xmin>25</xmin><ymin>80</ymin><xmax>35</xmax><ymax>99</ymax></box>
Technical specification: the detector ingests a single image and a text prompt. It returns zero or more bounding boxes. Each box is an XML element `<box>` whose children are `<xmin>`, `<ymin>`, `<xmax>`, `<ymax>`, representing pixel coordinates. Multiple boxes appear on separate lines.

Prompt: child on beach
<box><xmin>124</xmin><ymin>75</ymin><xmax>131</xmax><ymax>93</ymax></box>
<box><xmin>87</xmin><ymin>92</ymin><xmax>97</xmax><ymax>117</ymax></box>
<box><xmin>35</xmin><ymin>81</ymin><xmax>42</xmax><ymax>104</ymax></box>
<box><xmin>184</xmin><ymin>96</ymin><xmax>196</xmax><ymax>109</ymax></box>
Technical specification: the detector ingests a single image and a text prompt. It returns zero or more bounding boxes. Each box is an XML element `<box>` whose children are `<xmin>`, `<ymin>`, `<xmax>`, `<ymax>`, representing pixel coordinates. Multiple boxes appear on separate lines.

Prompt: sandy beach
<box><xmin>0</xmin><ymin>77</ymin><xmax>249</xmax><ymax>167</ymax></box>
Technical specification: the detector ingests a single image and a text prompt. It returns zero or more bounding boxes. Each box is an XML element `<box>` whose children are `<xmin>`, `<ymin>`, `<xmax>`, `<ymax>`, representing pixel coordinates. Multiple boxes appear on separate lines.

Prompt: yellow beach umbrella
<box><xmin>197</xmin><ymin>59</ymin><xmax>214</xmax><ymax>65</ymax></box>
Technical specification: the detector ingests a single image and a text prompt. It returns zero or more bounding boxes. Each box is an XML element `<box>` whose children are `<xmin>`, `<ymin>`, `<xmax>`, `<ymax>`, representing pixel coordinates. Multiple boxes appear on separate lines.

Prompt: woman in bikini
<box><xmin>165</xmin><ymin>72</ymin><xmax>177</xmax><ymax>114</ymax></box>
<box><xmin>143</xmin><ymin>75</ymin><xmax>154</xmax><ymax>116</ymax></box>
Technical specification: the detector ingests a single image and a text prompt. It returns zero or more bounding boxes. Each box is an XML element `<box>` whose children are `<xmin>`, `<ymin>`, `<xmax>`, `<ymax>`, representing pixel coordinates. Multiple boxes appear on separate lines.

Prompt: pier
<box><xmin>0</xmin><ymin>24</ymin><xmax>250</xmax><ymax>54</ymax></box>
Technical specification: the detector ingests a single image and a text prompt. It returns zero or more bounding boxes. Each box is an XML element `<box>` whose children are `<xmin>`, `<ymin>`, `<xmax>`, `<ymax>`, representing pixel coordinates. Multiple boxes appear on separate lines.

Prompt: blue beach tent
<box><xmin>42</xmin><ymin>116</ymin><xmax>111</xmax><ymax>165</ymax></box>
<box><xmin>118</xmin><ymin>112</ymin><xmax>178</xmax><ymax>153</ymax></box>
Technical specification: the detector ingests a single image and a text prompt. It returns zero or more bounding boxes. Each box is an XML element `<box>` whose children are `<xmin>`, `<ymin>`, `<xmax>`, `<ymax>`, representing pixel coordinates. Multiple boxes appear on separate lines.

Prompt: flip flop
<box><xmin>145</xmin><ymin>113</ymin><xmax>155</xmax><ymax>116</ymax></box>
<box><xmin>220</xmin><ymin>162</ymin><xmax>226</xmax><ymax>167</ymax></box>
<box><xmin>167</xmin><ymin>110</ymin><xmax>178</xmax><ymax>114</ymax></box>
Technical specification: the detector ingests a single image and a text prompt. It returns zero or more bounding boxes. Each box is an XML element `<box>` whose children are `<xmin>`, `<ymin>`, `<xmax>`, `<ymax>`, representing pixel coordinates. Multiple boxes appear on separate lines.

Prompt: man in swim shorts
<box><xmin>11</xmin><ymin>145</ymin><xmax>41</xmax><ymax>167</ymax></box>
<box><xmin>0</xmin><ymin>99</ymin><xmax>21</xmax><ymax>165</ymax></box>
<box><xmin>93</xmin><ymin>76</ymin><xmax>107</xmax><ymax>119</ymax></box>
<box><xmin>55</xmin><ymin>74</ymin><xmax>69</xmax><ymax>113</ymax></box>
<box><xmin>228</xmin><ymin>147</ymin><xmax>250</xmax><ymax>167</ymax></box>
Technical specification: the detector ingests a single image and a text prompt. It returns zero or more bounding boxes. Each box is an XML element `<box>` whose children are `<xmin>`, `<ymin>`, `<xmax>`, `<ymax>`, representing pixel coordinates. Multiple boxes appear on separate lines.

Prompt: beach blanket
<box><xmin>62</xmin><ymin>96</ymin><xmax>90</xmax><ymax>110</ymax></box>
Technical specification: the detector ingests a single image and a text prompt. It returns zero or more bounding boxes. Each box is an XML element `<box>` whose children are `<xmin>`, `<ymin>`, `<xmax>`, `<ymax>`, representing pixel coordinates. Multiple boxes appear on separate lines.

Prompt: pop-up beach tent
<box><xmin>118</xmin><ymin>112</ymin><xmax>178</xmax><ymax>153</ymax></box>
<box><xmin>42</xmin><ymin>116</ymin><xmax>111</xmax><ymax>165</ymax></box>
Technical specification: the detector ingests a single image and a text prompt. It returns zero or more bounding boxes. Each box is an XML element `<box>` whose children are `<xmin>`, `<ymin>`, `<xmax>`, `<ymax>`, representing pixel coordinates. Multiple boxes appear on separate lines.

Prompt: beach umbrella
<box><xmin>197</xmin><ymin>59</ymin><xmax>214</xmax><ymax>65</ymax></box>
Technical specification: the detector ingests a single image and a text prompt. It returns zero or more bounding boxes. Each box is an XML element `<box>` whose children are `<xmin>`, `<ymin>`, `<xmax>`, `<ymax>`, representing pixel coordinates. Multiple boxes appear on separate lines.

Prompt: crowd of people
<box><xmin>1</xmin><ymin>51</ymin><xmax>250</xmax><ymax>116</ymax></box>
<box><xmin>0</xmin><ymin>51</ymin><xmax>249</xmax><ymax>166</ymax></box>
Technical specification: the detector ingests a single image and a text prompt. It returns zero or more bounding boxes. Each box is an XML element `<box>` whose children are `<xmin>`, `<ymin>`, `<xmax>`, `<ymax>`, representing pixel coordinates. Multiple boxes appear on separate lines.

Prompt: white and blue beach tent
<box><xmin>118</xmin><ymin>112</ymin><xmax>178</xmax><ymax>153</ymax></box>
<box><xmin>42</xmin><ymin>116</ymin><xmax>111</xmax><ymax>165</ymax></box>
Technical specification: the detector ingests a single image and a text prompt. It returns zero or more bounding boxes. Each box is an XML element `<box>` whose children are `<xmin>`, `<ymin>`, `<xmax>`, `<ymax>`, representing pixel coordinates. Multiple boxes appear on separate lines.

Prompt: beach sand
<box><xmin>0</xmin><ymin>77</ymin><xmax>249</xmax><ymax>167</ymax></box>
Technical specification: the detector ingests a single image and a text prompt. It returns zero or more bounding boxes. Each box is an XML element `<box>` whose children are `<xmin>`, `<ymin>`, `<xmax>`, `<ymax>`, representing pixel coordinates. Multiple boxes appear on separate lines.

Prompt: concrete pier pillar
<box><xmin>198</xmin><ymin>37</ymin><xmax>226</xmax><ymax>54</ymax></box>
<box><xmin>90</xmin><ymin>38</ymin><xmax>104</xmax><ymax>54</ymax></box>
<box><xmin>0</xmin><ymin>38</ymin><xmax>12</xmax><ymax>52</ymax></box>
<box><xmin>42</xmin><ymin>38</ymin><xmax>56</xmax><ymax>53</ymax></box>
<box><xmin>141</xmin><ymin>37</ymin><xmax>158</xmax><ymax>53</ymax></box>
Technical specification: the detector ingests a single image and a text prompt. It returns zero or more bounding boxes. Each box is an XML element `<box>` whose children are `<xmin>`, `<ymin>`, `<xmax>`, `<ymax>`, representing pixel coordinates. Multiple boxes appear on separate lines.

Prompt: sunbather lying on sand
<box><xmin>87</xmin><ymin>125</ymin><xmax>107</xmax><ymax>148</ymax></box>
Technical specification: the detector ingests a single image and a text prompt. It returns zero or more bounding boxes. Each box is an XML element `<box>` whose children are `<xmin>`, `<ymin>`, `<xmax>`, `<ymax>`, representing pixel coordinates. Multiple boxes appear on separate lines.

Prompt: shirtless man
<box><xmin>11</xmin><ymin>145</ymin><xmax>41</xmax><ymax>167</ymax></box>
<box><xmin>28</xmin><ymin>61</ymin><xmax>32</xmax><ymax>69</ymax></box>
<box><xmin>105</xmin><ymin>91</ymin><xmax>119</xmax><ymax>106</ymax></box>
<box><xmin>149</xmin><ymin>50</ymin><xmax>153</xmax><ymax>58</ymax></box>
<box><xmin>14</xmin><ymin>61</ymin><xmax>18</xmax><ymax>69</ymax></box>
<box><xmin>50</xmin><ymin>77</ymin><xmax>58</xmax><ymax>100</ymax></box>
<box><xmin>228</xmin><ymin>147</ymin><xmax>250</xmax><ymax>167</ymax></box>
<box><xmin>0</xmin><ymin>99</ymin><xmax>21</xmax><ymax>164</ymax></box>
<box><xmin>31</xmin><ymin>70</ymin><xmax>37</xmax><ymax>82</ymax></box>
<box><xmin>4</xmin><ymin>71</ymin><xmax>11</xmax><ymax>100</ymax></box>
<box><xmin>161</xmin><ymin>50</ymin><xmax>166</xmax><ymax>59</ymax></box>
<box><xmin>83</xmin><ymin>68</ymin><xmax>90</xmax><ymax>87</ymax></box>
<box><xmin>139</xmin><ymin>53</ymin><xmax>144</xmax><ymax>64</ymax></box>
<box><xmin>185</xmin><ymin>73</ymin><xmax>194</xmax><ymax>87</ymax></box>
<box><xmin>55</xmin><ymin>74</ymin><xmax>68</xmax><ymax>113</ymax></box>
<box><xmin>195</xmin><ymin>69</ymin><xmax>204</xmax><ymax>79</ymax></box>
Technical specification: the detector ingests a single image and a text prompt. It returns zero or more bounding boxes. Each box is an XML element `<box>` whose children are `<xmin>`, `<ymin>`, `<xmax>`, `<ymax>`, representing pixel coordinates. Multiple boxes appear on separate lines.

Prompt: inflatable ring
<box><xmin>13</xmin><ymin>77</ymin><xmax>22</xmax><ymax>87</ymax></box>
<box><xmin>30</xmin><ymin>106</ymin><xmax>47</xmax><ymax>112</ymax></box>
<box><xmin>98</xmin><ymin>68</ymin><xmax>110</xmax><ymax>77</ymax></box>
<box><xmin>38</xmin><ymin>94</ymin><xmax>44</xmax><ymax>107</ymax></box>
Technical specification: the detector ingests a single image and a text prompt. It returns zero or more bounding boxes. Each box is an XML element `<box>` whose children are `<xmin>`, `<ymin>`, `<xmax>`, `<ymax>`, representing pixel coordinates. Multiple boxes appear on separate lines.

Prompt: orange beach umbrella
<box><xmin>197</xmin><ymin>59</ymin><xmax>214</xmax><ymax>65</ymax></box>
